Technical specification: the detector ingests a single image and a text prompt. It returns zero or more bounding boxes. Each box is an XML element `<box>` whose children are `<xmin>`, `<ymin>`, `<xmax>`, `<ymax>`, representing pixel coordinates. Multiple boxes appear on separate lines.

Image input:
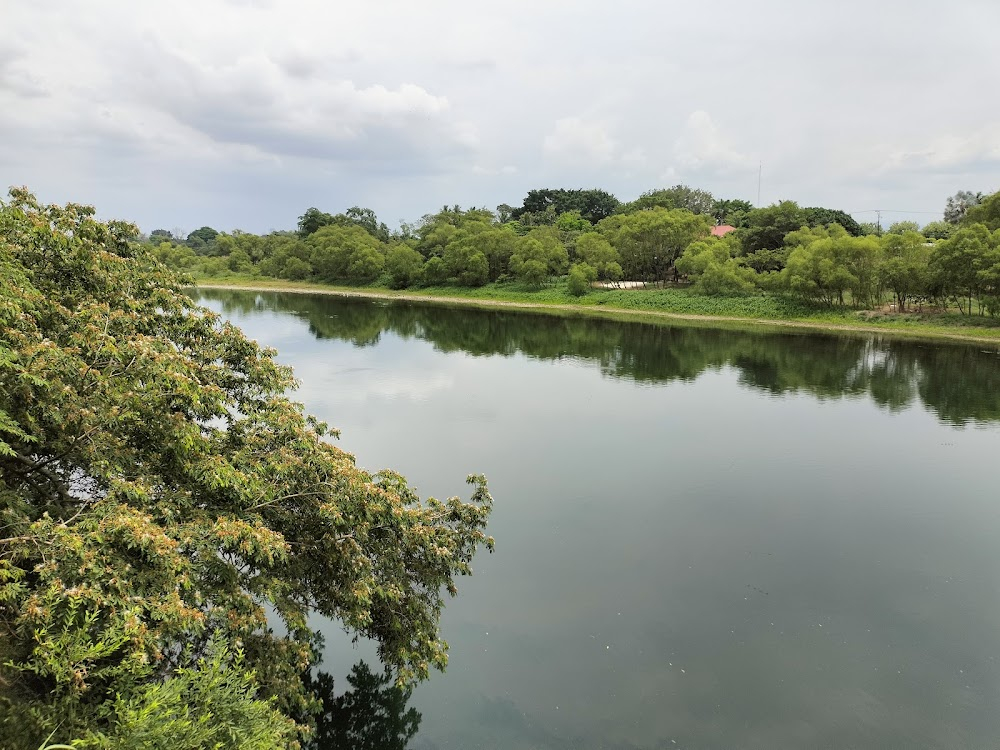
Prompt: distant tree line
<box><xmin>148</xmin><ymin>185</ymin><xmax>1000</xmax><ymax>314</ymax></box>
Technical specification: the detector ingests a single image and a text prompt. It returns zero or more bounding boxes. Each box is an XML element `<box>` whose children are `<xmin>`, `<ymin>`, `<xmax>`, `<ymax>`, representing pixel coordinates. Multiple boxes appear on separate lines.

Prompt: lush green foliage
<box><xmin>0</xmin><ymin>190</ymin><xmax>494</xmax><ymax>748</ymax></box>
<box><xmin>147</xmin><ymin>185</ymin><xmax>1000</xmax><ymax>324</ymax></box>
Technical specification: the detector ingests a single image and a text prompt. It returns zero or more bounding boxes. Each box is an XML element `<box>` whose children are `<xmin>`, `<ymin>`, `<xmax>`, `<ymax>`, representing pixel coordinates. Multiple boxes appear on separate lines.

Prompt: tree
<box><xmin>598</xmin><ymin>208</ymin><xmax>712</xmax><ymax>282</ymax></box>
<box><xmin>712</xmin><ymin>198</ymin><xmax>754</xmax><ymax>227</ymax></box>
<box><xmin>511</xmin><ymin>189</ymin><xmax>620</xmax><ymax>225</ymax></box>
<box><xmin>575</xmin><ymin>233</ymin><xmax>623</xmax><ymax>282</ymax></box>
<box><xmin>566</xmin><ymin>263</ymin><xmax>597</xmax><ymax>296</ymax></box>
<box><xmin>887</xmin><ymin>220</ymin><xmax>920</xmax><ymax>235</ymax></box>
<box><xmin>345</xmin><ymin>206</ymin><xmax>391</xmax><ymax>243</ymax></box>
<box><xmin>880</xmin><ymin>232</ymin><xmax>930</xmax><ymax>312</ymax></box>
<box><xmin>475</xmin><ymin>226</ymin><xmax>519</xmax><ymax>281</ymax></box>
<box><xmin>509</xmin><ymin>239</ymin><xmax>554</xmax><ymax>286</ymax></box>
<box><xmin>963</xmin><ymin>190</ymin><xmax>1000</xmax><ymax>230</ymax></box>
<box><xmin>622</xmin><ymin>185</ymin><xmax>715</xmax><ymax>215</ymax></box>
<box><xmin>676</xmin><ymin>236</ymin><xmax>756</xmax><ymax>295</ymax></box>
<box><xmin>802</xmin><ymin>207</ymin><xmax>863</xmax><ymax>236</ymax></box>
<box><xmin>385</xmin><ymin>245</ymin><xmax>425</xmax><ymax>289</ymax></box>
<box><xmin>944</xmin><ymin>190</ymin><xmax>983</xmax><ymax>224</ymax></box>
<box><xmin>779</xmin><ymin>226</ymin><xmax>883</xmax><ymax>307</ymax></box>
<box><xmin>920</xmin><ymin>220</ymin><xmax>953</xmax><ymax>241</ymax></box>
<box><xmin>307</xmin><ymin>225</ymin><xmax>385</xmax><ymax>282</ymax></box>
<box><xmin>297</xmin><ymin>207</ymin><xmax>337</xmax><ymax>237</ymax></box>
<box><xmin>443</xmin><ymin>242</ymin><xmax>489</xmax><ymax>287</ymax></box>
<box><xmin>0</xmin><ymin>190</ymin><xmax>494</xmax><ymax>748</ymax></box>
<box><xmin>737</xmin><ymin>201</ymin><xmax>808</xmax><ymax>270</ymax></box>
<box><xmin>495</xmin><ymin>203</ymin><xmax>516</xmax><ymax>224</ymax></box>
<box><xmin>930</xmin><ymin>224</ymin><xmax>995</xmax><ymax>314</ymax></box>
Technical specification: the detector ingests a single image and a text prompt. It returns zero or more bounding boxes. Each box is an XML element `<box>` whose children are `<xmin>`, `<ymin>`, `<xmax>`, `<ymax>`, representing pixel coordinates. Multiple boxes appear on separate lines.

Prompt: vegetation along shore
<box><xmin>145</xmin><ymin>184</ymin><xmax>1000</xmax><ymax>345</ymax></box>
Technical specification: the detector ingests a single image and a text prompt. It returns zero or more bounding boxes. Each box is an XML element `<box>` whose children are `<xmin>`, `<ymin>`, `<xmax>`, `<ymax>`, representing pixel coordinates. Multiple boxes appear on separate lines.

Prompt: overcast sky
<box><xmin>2</xmin><ymin>0</ymin><xmax>998</xmax><ymax>234</ymax></box>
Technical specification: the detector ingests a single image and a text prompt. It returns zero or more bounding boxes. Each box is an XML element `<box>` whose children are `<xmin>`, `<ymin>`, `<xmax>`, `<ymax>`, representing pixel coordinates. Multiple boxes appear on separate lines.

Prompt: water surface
<box><xmin>198</xmin><ymin>290</ymin><xmax>1000</xmax><ymax>750</ymax></box>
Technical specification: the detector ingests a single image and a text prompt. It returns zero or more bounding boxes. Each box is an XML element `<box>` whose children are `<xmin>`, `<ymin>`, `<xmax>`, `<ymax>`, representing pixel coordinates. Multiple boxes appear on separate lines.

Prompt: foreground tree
<box><xmin>0</xmin><ymin>190</ymin><xmax>494</xmax><ymax>748</ymax></box>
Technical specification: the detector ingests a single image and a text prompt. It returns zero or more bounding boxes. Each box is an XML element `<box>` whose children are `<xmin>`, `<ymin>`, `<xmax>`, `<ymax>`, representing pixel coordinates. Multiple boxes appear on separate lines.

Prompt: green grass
<box><xmin>189</xmin><ymin>273</ymin><xmax>1000</xmax><ymax>344</ymax></box>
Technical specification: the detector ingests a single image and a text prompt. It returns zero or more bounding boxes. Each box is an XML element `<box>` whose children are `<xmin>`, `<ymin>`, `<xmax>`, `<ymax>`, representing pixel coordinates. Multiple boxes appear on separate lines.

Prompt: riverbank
<box><xmin>193</xmin><ymin>278</ymin><xmax>1000</xmax><ymax>346</ymax></box>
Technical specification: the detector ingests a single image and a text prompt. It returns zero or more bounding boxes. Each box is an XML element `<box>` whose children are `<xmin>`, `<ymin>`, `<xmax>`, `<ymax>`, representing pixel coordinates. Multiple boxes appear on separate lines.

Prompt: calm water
<box><xmin>197</xmin><ymin>290</ymin><xmax>1000</xmax><ymax>750</ymax></box>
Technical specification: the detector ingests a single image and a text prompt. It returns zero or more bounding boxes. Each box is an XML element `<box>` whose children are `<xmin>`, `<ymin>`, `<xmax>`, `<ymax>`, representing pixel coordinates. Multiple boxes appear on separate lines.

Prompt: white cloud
<box><xmin>544</xmin><ymin>117</ymin><xmax>619</xmax><ymax>164</ymax></box>
<box><xmin>878</xmin><ymin>124</ymin><xmax>1000</xmax><ymax>173</ymax></box>
<box><xmin>672</xmin><ymin>111</ymin><xmax>753</xmax><ymax>172</ymax></box>
<box><xmin>1</xmin><ymin>0</ymin><xmax>998</xmax><ymax>231</ymax></box>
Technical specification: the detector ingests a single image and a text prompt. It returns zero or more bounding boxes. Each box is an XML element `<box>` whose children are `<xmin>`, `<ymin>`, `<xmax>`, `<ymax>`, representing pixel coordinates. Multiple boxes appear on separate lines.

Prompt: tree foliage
<box><xmin>944</xmin><ymin>190</ymin><xmax>983</xmax><ymax>224</ymax></box>
<box><xmin>0</xmin><ymin>189</ymin><xmax>494</xmax><ymax>748</ymax></box>
<box><xmin>598</xmin><ymin>208</ymin><xmax>713</xmax><ymax>281</ymax></box>
<box><xmin>511</xmin><ymin>189</ymin><xmax>620</xmax><ymax>225</ymax></box>
<box><xmin>621</xmin><ymin>185</ymin><xmax>715</xmax><ymax>216</ymax></box>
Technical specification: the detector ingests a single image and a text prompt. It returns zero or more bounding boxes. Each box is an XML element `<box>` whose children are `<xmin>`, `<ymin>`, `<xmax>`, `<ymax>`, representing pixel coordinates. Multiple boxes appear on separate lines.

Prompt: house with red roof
<box><xmin>711</xmin><ymin>224</ymin><xmax>736</xmax><ymax>237</ymax></box>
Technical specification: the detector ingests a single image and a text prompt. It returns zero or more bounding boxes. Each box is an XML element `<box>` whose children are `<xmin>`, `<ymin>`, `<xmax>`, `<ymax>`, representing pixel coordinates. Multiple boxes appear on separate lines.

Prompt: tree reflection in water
<box><xmin>197</xmin><ymin>289</ymin><xmax>1000</xmax><ymax>427</ymax></box>
<box><xmin>305</xmin><ymin>661</ymin><xmax>421</xmax><ymax>750</ymax></box>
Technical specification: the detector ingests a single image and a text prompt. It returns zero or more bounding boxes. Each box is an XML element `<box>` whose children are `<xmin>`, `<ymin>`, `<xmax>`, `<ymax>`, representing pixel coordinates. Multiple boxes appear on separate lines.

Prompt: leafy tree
<box><xmin>676</xmin><ymin>236</ymin><xmax>756</xmax><ymax>295</ymax></box>
<box><xmin>598</xmin><ymin>208</ymin><xmax>712</xmax><ymax>282</ymax></box>
<box><xmin>150</xmin><ymin>228</ymin><xmax>174</xmax><ymax>241</ymax></box>
<box><xmin>887</xmin><ymin>220</ymin><xmax>920</xmax><ymax>235</ymax></box>
<box><xmin>555</xmin><ymin>210</ymin><xmax>591</xmax><ymax>232</ymax></box>
<box><xmin>779</xmin><ymin>226</ymin><xmax>883</xmax><ymax>307</ymax></box>
<box><xmin>476</xmin><ymin>226</ymin><xmax>520</xmax><ymax>281</ymax></box>
<box><xmin>186</xmin><ymin>226</ymin><xmax>220</xmax><ymax>248</ymax></box>
<box><xmin>566</xmin><ymin>263</ymin><xmax>597</xmax><ymax>296</ymax></box>
<box><xmin>281</xmin><ymin>255</ymin><xmax>313</xmax><ymax>281</ymax></box>
<box><xmin>443</xmin><ymin>242</ymin><xmax>489</xmax><ymax>287</ymax></box>
<box><xmin>511</xmin><ymin>189</ymin><xmax>620</xmax><ymax>225</ymax></box>
<box><xmin>963</xmin><ymin>190</ymin><xmax>1000</xmax><ymax>230</ymax></box>
<box><xmin>421</xmin><ymin>256</ymin><xmax>449</xmax><ymax>285</ymax></box>
<box><xmin>385</xmin><ymin>245</ymin><xmax>425</xmax><ymax>289</ymax></box>
<box><xmin>944</xmin><ymin>190</ymin><xmax>983</xmax><ymax>224</ymax></box>
<box><xmin>509</xmin><ymin>239</ymin><xmax>552</xmax><ymax>286</ymax></box>
<box><xmin>0</xmin><ymin>189</ymin><xmax>494</xmax><ymax>747</ymax></box>
<box><xmin>712</xmin><ymin>198</ymin><xmax>754</xmax><ymax>226</ymax></box>
<box><xmin>307</xmin><ymin>225</ymin><xmax>385</xmax><ymax>282</ymax></box>
<box><xmin>737</xmin><ymin>201</ymin><xmax>808</xmax><ymax>268</ymax></box>
<box><xmin>495</xmin><ymin>203</ymin><xmax>516</xmax><ymax>224</ymax></box>
<box><xmin>930</xmin><ymin>224</ymin><xmax>996</xmax><ymax>313</ymax></box>
<box><xmin>622</xmin><ymin>185</ymin><xmax>715</xmax><ymax>215</ymax></box>
<box><xmin>802</xmin><ymin>207</ymin><xmax>863</xmax><ymax>236</ymax></box>
<box><xmin>298</xmin><ymin>207</ymin><xmax>337</xmax><ymax>237</ymax></box>
<box><xmin>575</xmin><ymin>232</ymin><xmax>623</xmax><ymax>282</ymax></box>
<box><xmin>880</xmin><ymin>232</ymin><xmax>930</xmax><ymax>311</ymax></box>
<box><xmin>920</xmin><ymin>220</ymin><xmax>953</xmax><ymax>241</ymax></box>
<box><xmin>227</xmin><ymin>247</ymin><xmax>255</xmax><ymax>274</ymax></box>
<box><xmin>345</xmin><ymin>206</ymin><xmax>391</xmax><ymax>243</ymax></box>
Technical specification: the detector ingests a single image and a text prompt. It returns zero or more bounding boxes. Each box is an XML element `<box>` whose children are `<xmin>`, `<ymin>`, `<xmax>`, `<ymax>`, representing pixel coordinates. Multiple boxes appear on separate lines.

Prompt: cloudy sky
<box><xmin>2</xmin><ymin>0</ymin><xmax>998</xmax><ymax>234</ymax></box>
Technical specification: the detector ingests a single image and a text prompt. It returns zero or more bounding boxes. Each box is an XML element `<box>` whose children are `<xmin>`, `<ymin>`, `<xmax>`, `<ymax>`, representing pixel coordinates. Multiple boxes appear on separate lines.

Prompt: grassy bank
<box><xmin>191</xmin><ymin>274</ymin><xmax>1000</xmax><ymax>346</ymax></box>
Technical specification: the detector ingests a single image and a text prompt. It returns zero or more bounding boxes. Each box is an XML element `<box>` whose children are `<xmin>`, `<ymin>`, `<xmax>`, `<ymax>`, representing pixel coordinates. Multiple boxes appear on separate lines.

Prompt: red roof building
<box><xmin>711</xmin><ymin>225</ymin><xmax>736</xmax><ymax>237</ymax></box>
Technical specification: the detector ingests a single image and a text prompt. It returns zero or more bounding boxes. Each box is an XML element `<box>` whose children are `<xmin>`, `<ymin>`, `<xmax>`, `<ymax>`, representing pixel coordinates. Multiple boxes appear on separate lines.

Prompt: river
<box><xmin>197</xmin><ymin>289</ymin><xmax>1000</xmax><ymax>750</ymax></box>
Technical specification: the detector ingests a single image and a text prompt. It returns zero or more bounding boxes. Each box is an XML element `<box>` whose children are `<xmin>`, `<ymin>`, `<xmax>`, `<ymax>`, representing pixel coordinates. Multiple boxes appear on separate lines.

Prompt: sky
<box><xmin>2</xmin><ymin>0</ymin><xmax>998</xmax><ymax>235</ymax></box>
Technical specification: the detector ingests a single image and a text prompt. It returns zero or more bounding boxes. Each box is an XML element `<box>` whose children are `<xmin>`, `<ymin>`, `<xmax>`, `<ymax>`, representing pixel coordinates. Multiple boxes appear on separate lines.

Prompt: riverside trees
<box><xmin>145</xmin><ymin>184</ymin><xmax>1000</xmax><ymax>317</ymax></box>
<box><xmin>0</xmin><ymin>190</ymin><xmax>494</xmax><ymax>748</ymax></box>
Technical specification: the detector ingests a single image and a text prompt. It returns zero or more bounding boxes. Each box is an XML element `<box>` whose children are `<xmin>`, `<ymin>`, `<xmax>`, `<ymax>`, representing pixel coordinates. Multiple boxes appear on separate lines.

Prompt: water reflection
<box><xmin>305</xmin><ymin>661</ymin><xmax>421</xmax><ymax>750</ymax></box>
<box><xmin>196</xmin><ymin>290</ymin><xmax>1000</xmax><ymax>426</ymax></box>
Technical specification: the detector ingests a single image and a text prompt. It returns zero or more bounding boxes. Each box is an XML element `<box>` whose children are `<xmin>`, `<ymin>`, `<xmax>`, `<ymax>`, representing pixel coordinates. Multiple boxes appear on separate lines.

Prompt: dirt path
<box><xmin>195</xmin><ymin>283</ymin><xmax>1000</xmax><ymax>347</ymax></box>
